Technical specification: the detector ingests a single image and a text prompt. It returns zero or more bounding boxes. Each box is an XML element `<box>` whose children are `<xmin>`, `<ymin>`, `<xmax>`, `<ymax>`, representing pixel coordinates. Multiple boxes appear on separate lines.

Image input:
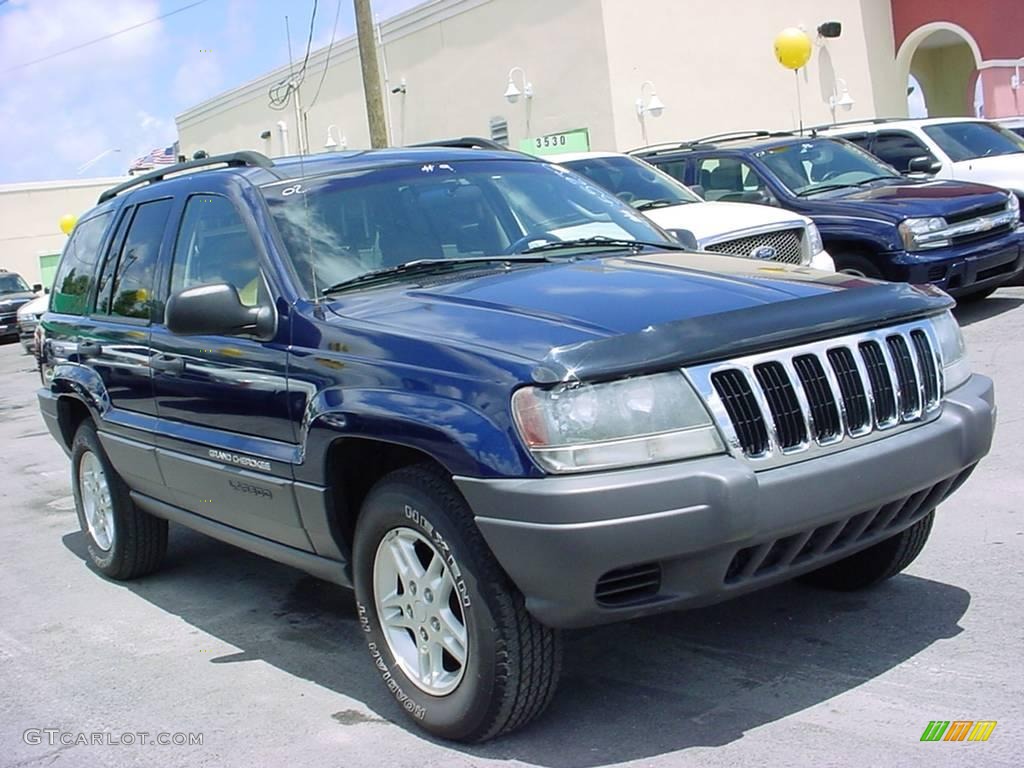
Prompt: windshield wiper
<box><xmin>321</xmin><ymin>256</ymin><xmax>553</xmax><ymax>295</ymax></box>
<box><xmin>854</xmin><ymin>175</ymin><xmax>898</xmax><ymax>186</ymax></box>
<box><xmin>796</xmin><ymin>183</ymin><xmax>858</xmax><ymax>197</ymax></box>
<box><xmin>634</xmin><ymin>199</ymin><xmax>680</xmax><ymax>211</ymax></box>
<box><xmin>521</xmin><ymin>237</ymin><xmax>686</xmax><ymax>254</ymax></box>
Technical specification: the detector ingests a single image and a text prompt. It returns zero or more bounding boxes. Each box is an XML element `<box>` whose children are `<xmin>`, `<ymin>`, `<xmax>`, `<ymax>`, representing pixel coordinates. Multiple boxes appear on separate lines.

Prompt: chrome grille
<box><xmin>704</xmin><ymin>227</ymin><xmax>804</xmax><ymax>264</ymax></box>
<box><xmin>688</xmin><ymin>319</ymin><xmax>943</xmax><ymax>469</ymax></box>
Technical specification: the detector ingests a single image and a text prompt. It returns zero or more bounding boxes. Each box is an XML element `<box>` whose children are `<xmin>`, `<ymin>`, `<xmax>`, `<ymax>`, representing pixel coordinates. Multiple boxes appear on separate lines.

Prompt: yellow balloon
<box><xmin>59</xmin><ymin>214</ymin><xmax>77</xmax><ymax>235</ymax></box>
<box><xmin>774</xmin><ymin>27</ymin><xmax>812</xmax><ymax>70</ymax></box>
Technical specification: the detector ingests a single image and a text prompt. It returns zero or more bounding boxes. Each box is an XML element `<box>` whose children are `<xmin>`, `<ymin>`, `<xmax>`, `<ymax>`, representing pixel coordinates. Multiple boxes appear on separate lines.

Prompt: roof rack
<box><xmin>629</xmin><ymin>130</ymin><xmax>796</xmax><ymax>156</ymax></box>
<box><xmin>408</xmin><ymin>136</ymin><xmax>512</xmax><ymax>151</ymax></box>
<box><xmin>97</xmin><ymin>151</ymin><xmax>278</xmax><ymax>204</ymax></box>
<box><xmin>807</xmin><ymin>117</ymin><xmax>905</xmax><ymax>133</ymax></box>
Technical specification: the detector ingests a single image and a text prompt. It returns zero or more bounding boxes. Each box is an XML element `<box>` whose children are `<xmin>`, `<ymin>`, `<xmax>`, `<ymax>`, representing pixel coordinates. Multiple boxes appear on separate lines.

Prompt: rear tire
<box><xmin>834</xmin><ymin>252</ymin><xmax>884</xmax><ymax>280</ymax></box>
<box><xmin>352</xmin><ymin>464</ymin><xmax>562</xmax><ymax>742</ymax></box>
<box><xmin>798</xmin><ymin>511</ymin><xmax>934</xmax><ymax>591</ymax></box>
<box><xmin>70</xmin><ymin>422</ymin><xmax>168</xmax><ymax>580</ymax></box>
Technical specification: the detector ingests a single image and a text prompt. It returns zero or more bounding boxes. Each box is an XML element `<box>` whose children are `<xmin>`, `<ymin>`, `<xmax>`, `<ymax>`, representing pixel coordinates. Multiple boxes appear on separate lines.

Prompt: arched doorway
<box><xmin>896</xmin><ymin>23</ymin><xmax>982</xmax><ymax>117</ymax></box>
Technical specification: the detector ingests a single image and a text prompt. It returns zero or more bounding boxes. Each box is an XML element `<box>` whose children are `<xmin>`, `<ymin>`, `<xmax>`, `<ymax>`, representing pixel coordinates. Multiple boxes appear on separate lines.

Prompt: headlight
<box><xmin>1008</xmin><ymin>192</ymin><xmax>1020</xmax><ymax>223</ymax></box>
<box><xmin>930</xmin><ymin>310</ymin><xmax>970</xmax><ymax>391</ymax></box>
<box><xmin>512</xmin><ymin>372</ymin><xmax>724</xmax><ymax>473</ymax></box>
<box><xmin>899</xmin><ymin>217</ymin><xmax>949</xmax><ymax>251</ymax></box>
<box><xmin>805</xmin><ymin>221</ymin><xmax>824</xmax><ymax>259</ymax></box>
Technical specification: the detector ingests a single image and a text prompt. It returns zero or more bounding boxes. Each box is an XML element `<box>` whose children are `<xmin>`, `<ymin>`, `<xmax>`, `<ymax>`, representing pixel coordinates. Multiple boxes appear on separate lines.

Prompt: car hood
<box><xmin>327</xmin><ymin>252</ymin><xmax>951</xmax><ymax>383</ymax></box>
<box><xmin>17</xmin><ymin>294</ymin><xmax>48</xmax><ymax>316</ymax></box>
<box><xmin>0</xmin><ymin>291</ymin><xmax>36</xmax><ymax>308</ymax></box>
<box><xmin>644</xmin><ymin>200</ymin><xmax>807</xmax><ymax>243</ymax></box>
<box><xmin>808</xmin><ymin>178</ymin><xmax>1010</xmax><ymax>222</ymax></box>
<box><xmin>949</xmin><ymin>155</ymin><xmax>1024</xmax><ymax>194</ymax></box>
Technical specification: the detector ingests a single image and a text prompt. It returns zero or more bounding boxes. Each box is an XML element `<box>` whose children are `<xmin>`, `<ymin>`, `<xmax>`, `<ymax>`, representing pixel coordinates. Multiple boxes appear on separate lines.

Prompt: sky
<box><xmin>0</xmin><ymin>0</ymin><xmax>419</xmax><ymax>183</ymax></box>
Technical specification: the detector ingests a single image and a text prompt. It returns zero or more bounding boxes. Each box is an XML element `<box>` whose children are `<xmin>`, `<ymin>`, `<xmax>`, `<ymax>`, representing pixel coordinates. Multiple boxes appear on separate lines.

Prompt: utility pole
<box><xmin>353</xmin><ymin>0</ymin><xmax>388</xmax><ymax>147</ymax></box>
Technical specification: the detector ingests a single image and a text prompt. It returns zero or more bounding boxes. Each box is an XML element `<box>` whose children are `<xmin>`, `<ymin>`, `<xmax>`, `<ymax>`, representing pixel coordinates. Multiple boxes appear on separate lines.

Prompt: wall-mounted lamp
<box><xmin>324</xmin><ymin>124</ymin><xmax>347</xmax><ymax>151</ymax></box>
<box><xmin>504</xmin><ymin>66</ymin><xmax>534</xmax><ymax>104</ymax></box>
<box><xmin>636</xmin><ymin>80</ymin><xmax>665</xmax><ymax>145</ymax></box>
<box><xmin>829</xmin><ymin>77</ymin><xmax>855</xmax><ymax>123</ymax></box>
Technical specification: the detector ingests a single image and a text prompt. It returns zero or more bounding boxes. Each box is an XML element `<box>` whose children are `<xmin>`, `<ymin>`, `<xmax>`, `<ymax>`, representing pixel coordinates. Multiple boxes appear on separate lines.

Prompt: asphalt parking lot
<box><xmin>1</xmin><ymin>290</ymin><xmax>1022</xmax><ymax>768</ymax></box>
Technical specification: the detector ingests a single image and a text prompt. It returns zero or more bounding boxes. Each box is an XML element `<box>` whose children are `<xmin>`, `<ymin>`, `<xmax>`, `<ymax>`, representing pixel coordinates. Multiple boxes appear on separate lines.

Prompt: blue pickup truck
<box><xmin>37</xmin><ymin>148</ymin><xmax>995</xmax><ymax>741</ymax></box>
<box><xmin>632</xmin><ymin>132</ymin><xmax>1023</xmax><ymax>300</ymax></box>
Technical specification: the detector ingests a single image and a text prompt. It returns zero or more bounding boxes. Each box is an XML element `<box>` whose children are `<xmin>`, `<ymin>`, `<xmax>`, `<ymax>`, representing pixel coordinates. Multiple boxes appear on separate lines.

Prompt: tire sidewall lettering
<box><xmin>403</xmin><ymin>504</ymin><xmax>471</xmax><ymax>608</ymax></box>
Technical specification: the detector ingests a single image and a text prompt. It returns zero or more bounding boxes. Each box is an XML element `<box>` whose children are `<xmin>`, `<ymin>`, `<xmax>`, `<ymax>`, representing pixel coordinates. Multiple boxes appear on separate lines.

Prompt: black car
<box><xmin>37</xmin><ymin>149</ymin><xmax>994</xmax><ymax>741</ymax></box>
<box><xmin>0</xmin><ymin>270</ymin><xmax>40</xmax><ymax>342</ymax></box>
<box><xmin>631</xmin><ymin>132</ymin><xmax>1023</xmax><ymax>300</ymax></box>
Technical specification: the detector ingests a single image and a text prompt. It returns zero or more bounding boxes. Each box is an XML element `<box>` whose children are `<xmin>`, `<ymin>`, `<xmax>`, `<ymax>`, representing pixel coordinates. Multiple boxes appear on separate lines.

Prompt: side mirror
<box><xmin>689</xmin><ymin>184</ymin><xmax>706</xmax><ymax>199</ymax></box>
<box><xmin>32</xmin><ymin>283</ymin><xmax>43</xmax><ymax>293</ymax></box>
<box><xmin>666</xmin><ymin>228</ymin><xmax>700</xmax><ymax>250</ymax></box>
<box><xmin>907</xmin><ymin>156</ymin><xmax>941</xmax><ymax>174</ymax></box>
<box><xmin>165</xmin><ymin>283</ymin><xmax>275</xmax><ymax>339</ymax></box>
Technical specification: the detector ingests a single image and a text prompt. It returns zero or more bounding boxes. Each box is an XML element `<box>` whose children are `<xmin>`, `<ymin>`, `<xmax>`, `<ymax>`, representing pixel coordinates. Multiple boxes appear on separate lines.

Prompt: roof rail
<box><xmin>97</xmin><ymin>151</ymin><xmax>278</xmax><ymax>204</ymax></box>
<box><xmin>408</xmin><ymin>136</ymin><xmax>512</xmax><ymax>151</ymax></box>
<box><xmin>807</xmin><ymin>117</ymin><xmax>905</xmax><ymax>133</ymax></box>
<box><xmin>629</xmin><ymin>130</ymin><xmax>796</xmax><ymax>156</ymax></box>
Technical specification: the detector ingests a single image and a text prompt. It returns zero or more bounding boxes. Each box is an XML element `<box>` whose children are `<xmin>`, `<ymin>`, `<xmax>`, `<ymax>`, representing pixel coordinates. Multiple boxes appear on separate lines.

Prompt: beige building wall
<box><xmin>599</xmin><ymin>0</ymin><xmax>905</xmax><ymax>149</ymax></box>
<box><xmin>0</xmin><ymin>177</ymin><xmax>125</xmax><ymax>285</ymax></box>
<box><xmin>176</xmin><ymin>0</ymin><xmax>907</xmax><ymax>159</ymax></box>
<box><xmin>177</xmin><ymin>0</ymin><xmax>616</xmax><ymax>158</ymax></box>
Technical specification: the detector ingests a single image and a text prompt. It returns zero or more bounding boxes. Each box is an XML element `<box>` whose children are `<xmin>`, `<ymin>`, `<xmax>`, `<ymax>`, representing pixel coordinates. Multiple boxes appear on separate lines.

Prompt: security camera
<box><xmin>259</xmin><ymin>130</ymin><xmax>272</xmax><ymax>140</ymax></box>
<box><xmin>818</xmin><ymin>21</ymin><xmax>842</xmax><ymax>38</ymax></box>
<box><xmin>391</xmin><ymin>78</ymin><xmax>407</xmax><ymax>95</ymax></box>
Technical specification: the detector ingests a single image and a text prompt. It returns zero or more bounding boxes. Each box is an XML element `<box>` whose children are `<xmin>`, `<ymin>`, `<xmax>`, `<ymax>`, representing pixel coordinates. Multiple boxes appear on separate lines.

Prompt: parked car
<box><xmin>548</xmin><ymin>151</ymin><xmax>834</xmax><ymax>270</ymax></box>
<box><xmin>17</xmin><ymin>293</ymin><xmax>47</xmax><ymax>354</ymax></box>
<box><xmin>0</xmin><ymin>269</ymin><xmax>41</xmax><ymax>342</ymax></box>
<box><xmin>632</xmin><ymin>132</ymin><xmax>1023</xmax><ymax>300</ymax></box>
<box><xmin>38</xmin><ymin>149</ymin><xmax>994</xmax><ymax>742</ymax></box>
<box><xmin>819</xmin><ymin>117</ymin><xmax>1024</xmax><ymax>202</ymax></box>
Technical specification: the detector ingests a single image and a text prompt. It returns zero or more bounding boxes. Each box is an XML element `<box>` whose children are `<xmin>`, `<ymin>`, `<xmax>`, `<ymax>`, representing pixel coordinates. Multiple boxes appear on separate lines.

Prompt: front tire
<box><xmin>798</xmin><ymin>511</ymin><xmax>934</xmax><ymax>591</ymax></box>
<box><xmin>834</xmin><ymin>252</ymin><xmax>884</xmax><ymax>280</ymax></box>
<box><xmin>353</xmin><ymin>465</ymin><xmax>562</xmax><ymax>742</ymax></box>
<box><xmin>71</xmin><ymin>421</ymin><xmax>168</xmax><ymax>580</ymax></box>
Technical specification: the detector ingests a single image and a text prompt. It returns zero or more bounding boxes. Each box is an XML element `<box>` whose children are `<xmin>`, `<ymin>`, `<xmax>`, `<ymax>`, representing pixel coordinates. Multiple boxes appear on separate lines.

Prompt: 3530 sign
<box><xmin>519</xmin><ymin>128</ymin><xmax>590</xmax><ymax>156</ymax></box>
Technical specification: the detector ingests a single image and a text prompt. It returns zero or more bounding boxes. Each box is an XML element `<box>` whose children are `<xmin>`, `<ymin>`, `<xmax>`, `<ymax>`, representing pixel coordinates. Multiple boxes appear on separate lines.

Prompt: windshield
<box><xmin>756</xmin><ymin>138</ymin><xmax>900</xmax><ymax>196</ymax></box>
<box><xmin>0</xmin><ymin>273</ymin><xmax>31</xmax><ymax>294</ymax></box>
<box><xmin>263</xmin><ymin>158</ymin><xmax>671</xmax><ymax>296</ymax></box>
<box><xmin>556</xmin><ymin>154</ymin><xmax>700</xmax><ymax>208</ymax></box>
<box><xmin>923</xmin><ymin>121</ymin><xmax>1024</xmax><ymax>162</ymax></box>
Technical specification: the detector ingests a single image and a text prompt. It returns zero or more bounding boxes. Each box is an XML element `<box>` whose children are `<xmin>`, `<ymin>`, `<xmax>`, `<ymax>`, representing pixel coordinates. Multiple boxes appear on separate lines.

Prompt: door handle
<box><xmin>150</xmin><ymin>354</ymin><xmax>185</xmax><ymax>374</ymax></box>
<box><xmin>75</xmin><ymin>341</ymin><xmax>102</xmax><ymax>359</ymax></box>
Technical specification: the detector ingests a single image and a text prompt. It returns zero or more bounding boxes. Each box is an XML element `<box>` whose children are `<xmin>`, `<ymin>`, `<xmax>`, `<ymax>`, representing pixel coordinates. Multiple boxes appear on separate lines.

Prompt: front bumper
<box><xmin>456</xmin><ymin>374</ymin><xmax>995</xmax><ymax>629</ymax></box>
<box><xmin>810</xmin><ymin>250</ymin><xmax>835</xmax><ymax>272</ymax></box>
<box><xmin>886</xmin><ymin>229</ymin><xmax>1022</xmax><ymax>296</ymax></box>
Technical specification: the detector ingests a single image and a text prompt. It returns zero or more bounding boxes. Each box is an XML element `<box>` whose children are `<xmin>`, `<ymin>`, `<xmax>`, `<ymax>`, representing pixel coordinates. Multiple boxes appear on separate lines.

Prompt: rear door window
<box><xmin>871</xmin><ymin>132</ymin><xmax>936</xmax><ymax>172</ymax></box>
<box><xmin>96</xmin><ymin>199</ymin><xmax>173</xmax><ymax>320</ymax></box>
<box><xmin>50</xmin><ymin>212</ymin><xmax>113</xmax><ymax>315</ymax></box>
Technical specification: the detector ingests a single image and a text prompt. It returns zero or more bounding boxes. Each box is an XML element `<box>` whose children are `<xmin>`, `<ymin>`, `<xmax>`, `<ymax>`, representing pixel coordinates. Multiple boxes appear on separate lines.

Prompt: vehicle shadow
<box><xmin>953</xmin><ymin>294</ymin><xmax>1024</xmax><ymax>326</ymax></box>
<box><xmin>63</xmin><ymin>526</ymin><xmax>970</xmax><ymax>766</ymax></box>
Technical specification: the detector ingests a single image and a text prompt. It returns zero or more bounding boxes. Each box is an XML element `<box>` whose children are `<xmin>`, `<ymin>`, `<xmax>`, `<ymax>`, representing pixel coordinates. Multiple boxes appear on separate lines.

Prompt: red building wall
<box><xmin>891</xmin><ymin>0</ymin><xmax>1024</xmax><ymax>59</ymax></box>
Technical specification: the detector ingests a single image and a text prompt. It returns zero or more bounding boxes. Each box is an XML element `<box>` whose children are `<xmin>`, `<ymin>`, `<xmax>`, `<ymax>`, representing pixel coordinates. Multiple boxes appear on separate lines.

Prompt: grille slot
<box><xmin>595</xmin><ymin>563</ymin><xmax>662</xmax><ymax>606</ymax></box>
<box><xmin>711</xmin><ymin>370</ymin><xmax>769</xmax><ymax>455</ymax></box>
<box><xmin>827</xmin><ymin>347</ymin><xmax>870</xmax><ymax>433</ymax></box>
<box><xmin>910</xmin><ymin>330</ymin><xmax>939</xmax><ymax>405</ymax></box>
<box><xmin>859</xmin><ymin>341</ymin><xmax>897</xmax><ymax>425</ymax></box>
<box><xmin>886</xmin><ymin>335</ymin><xmax>921</xmax><ymax>417</ymax></box>
<box><xmin>692</xmin><ymin>321</ymin><xmax>943</xmax><ymax>468</ymax></box>
<box><xmin>753</xmin><ymin>362</ymin><xmax>806</xmax><ymax>449</ymax></box>
<box><xmin>793</xmin><ymin>354</ymin><xmax>841</xmax><ymax>442</ymax></box>
<box><xmin>704</xmin><ymin>227</ymin><xmax>804</xmax><ymax>264</ymax></box>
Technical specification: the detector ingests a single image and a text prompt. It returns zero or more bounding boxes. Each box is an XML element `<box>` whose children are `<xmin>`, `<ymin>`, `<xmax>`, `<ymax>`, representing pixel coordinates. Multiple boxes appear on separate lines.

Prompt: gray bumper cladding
<box><xmin>456</xmin><ymin>374</ymin><xmax>995</xmax><ymax>629</ymax></box>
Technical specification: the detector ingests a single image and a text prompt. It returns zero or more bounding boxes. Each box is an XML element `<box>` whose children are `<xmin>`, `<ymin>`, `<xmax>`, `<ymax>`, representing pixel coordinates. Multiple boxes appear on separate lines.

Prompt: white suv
<box><xmin>820</xmin><ymin>118</ymin><xmax>1024</xmax><ymax>200</ymax></box>
<box><xmin>549</xmin><ymin>151</ymin><xmax>834</xmax><ymax>270</ymax></box>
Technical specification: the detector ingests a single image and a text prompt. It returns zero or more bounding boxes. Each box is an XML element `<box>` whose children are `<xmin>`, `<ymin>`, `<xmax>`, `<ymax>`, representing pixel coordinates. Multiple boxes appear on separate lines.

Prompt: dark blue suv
<box><xmin>37</xmin><ymin>148</ymin><xmax>995</xmax><ymax>741</ymax></box>
<box><xmin>632</xmin><ymin>132</ymin><xmax>1023</xmax><ymax>299</ymax></box>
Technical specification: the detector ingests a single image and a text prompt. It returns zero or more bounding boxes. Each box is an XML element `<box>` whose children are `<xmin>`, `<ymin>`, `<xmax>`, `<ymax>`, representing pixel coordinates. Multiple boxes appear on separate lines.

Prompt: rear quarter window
<box><xmin>50</xmin><ymin>212</ymin><xmax>113</xmax><ymax>315</ymax></box>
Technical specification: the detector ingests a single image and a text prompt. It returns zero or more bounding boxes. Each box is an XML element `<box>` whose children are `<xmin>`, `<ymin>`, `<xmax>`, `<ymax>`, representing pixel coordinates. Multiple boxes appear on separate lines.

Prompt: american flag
<box><xmin>129</xmin><ymin>144</ymin><xmax>178</xmax><ymax>172</ymax></box>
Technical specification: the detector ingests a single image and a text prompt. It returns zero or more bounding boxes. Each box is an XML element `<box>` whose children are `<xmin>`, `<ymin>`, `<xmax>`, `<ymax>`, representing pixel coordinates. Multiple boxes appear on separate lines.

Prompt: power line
<box><xmin>1</xmin><ymin>0</ymin><xmax>211</xmax><ymax>75</ymax></box>
<box><xmin>307</xmin><ymin>0</ymin><xmax>341</xmax><ymax>112</ymax></box>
